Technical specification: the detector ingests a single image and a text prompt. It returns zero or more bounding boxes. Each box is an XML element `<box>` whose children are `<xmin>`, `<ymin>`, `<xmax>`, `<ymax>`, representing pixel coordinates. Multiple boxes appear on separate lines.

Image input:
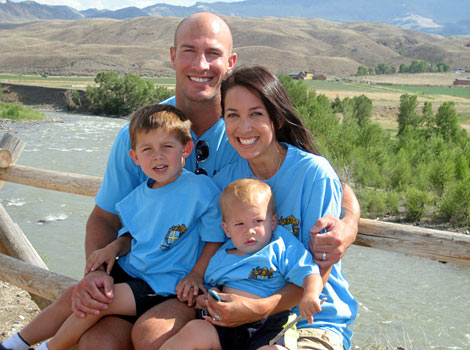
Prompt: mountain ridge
<box><xmin>0</xmin><ymin>0</ymin><xmax>469</xmax><ymax>35</ymax></box>
<box><xmin>0</xmin><ymin>16</ymin><xmax>468</xmax><ymax>77</ymax></box>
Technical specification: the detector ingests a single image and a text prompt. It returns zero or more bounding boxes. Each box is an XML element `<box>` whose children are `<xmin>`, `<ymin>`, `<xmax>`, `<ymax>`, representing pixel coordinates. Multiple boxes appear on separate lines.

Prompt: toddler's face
<box><xmin>222</xmin><ymin>194</ymin><xmax>276</xmax><ymax>255</ymax></box>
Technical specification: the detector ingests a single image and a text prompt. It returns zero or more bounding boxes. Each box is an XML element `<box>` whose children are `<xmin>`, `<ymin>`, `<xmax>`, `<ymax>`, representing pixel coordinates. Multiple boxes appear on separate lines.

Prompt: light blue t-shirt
<box><xmin>116</xmin><ymin>170</ymin><xmax>226</xmax><ymax>296</ymax></box>
<box><xmin>213</xmin><ymin>143</ymin><xmax>357</xmax><ymax>350</ymax></box>
<box><xmin>205</xmin><ymin>226</ymin><xmax>319</xmax><ymax>298</ymax></box>
<box><xmin>95</xmin><ymin>96</ymin><xmax>241</xmax><ymax>214</ymax></box>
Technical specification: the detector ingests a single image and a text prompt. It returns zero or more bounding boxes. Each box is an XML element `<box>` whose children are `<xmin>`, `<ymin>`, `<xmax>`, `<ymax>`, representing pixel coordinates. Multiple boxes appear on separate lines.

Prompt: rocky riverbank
<box><xmin>0</xmin><ymin>281</ymin><xmax>40</xmax><ymax>341</ymax></box>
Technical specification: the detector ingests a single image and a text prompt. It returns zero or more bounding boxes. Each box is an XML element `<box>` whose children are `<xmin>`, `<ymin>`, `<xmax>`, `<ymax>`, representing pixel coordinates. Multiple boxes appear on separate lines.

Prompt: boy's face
<box><xmin>222</xmin><ymin>193</ymin><xmax>277</xmax><ymax>255</ymax></box>
<box><xmin>129</xmin><ymin>128</ymin><xmax>192</xmax><ymax>189</ymax></box>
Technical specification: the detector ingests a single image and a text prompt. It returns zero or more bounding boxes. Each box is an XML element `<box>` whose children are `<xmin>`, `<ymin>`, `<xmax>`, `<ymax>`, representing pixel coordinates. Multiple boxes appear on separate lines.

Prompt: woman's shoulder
<box><xmin>284</xmin><ymin>144</ymin><xmax>338</xmax><ymax>178</ymax></box>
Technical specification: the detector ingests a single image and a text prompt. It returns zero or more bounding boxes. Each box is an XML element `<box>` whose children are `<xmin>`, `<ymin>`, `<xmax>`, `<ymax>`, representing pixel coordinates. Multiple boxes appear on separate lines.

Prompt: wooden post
<box><xmin>0</xmin><ymin>133</ymin><xmax>25</xmax><ymax>189</ymax></box>
<box><xmin>0</xmin><ymin>253</ymin><xmax>76</xmax><ymax>301</ymax></box>
<box><xmin>0</xmin><ymin>203</ymin><xmax>51</xmax><ymax>308</ymax></box>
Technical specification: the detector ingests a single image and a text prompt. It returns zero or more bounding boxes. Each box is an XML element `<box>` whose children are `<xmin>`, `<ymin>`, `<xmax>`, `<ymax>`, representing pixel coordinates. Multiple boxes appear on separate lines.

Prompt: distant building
<box><xmin>312</xmin><ymin>74</ymin><xmax>327</xmax><ymax>80</ymax></box>
<box><xmin>288</xmin><ymin>71</ymin><xmax>307</xmax><ymax>80</ymax></box>
<box><xmin>288</xmin><ymin>71</ymin><xmax>325</xmax><ymax>80</ymax></box>
<box><xmin>453</xmin><ymin>78</ymin><xmax>470</xmax><ymax>86</ymax></box>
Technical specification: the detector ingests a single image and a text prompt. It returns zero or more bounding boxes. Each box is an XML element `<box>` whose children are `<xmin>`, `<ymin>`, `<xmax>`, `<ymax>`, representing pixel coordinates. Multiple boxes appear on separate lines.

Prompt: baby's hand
<box><xmin>299</xmin><ymin>294</ymin><xmax>323</xmax><ymax>324</ymax></box>
<box><xmin>85</xmin><ymin>246</ymin><xmax>117</xmax><ymax>275</ymax></box>
<box><xmin>175</xmin><ymin>271</ymin><xmax>206</xmax><ymax>306</ymax></box>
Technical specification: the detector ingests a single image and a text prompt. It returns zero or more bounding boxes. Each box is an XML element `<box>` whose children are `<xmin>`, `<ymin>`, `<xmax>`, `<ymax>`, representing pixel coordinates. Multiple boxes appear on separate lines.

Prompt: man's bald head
<box><xmin>174</xmin><ymin>12</ymin><xmax>233</xmax><ymax>53</ymax></box>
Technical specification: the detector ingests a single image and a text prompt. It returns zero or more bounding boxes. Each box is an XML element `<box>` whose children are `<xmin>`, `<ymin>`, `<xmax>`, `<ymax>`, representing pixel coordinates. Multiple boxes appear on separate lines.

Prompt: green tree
<box><xmin>397</xmin><ymin>94</ymin><xmax>420</xmax><ymax>135</ymax></box>
<box><xmin>435</xmin><ymin>101</ymin><xmax>458</xmax><ymax>141</ymax></box>
<box><xmin>399</xmin><ymin>63</ymin><xmax>408</xmax><ymax>73</ymax></box>
<box><xmin>83</xmin><ymin>72</ymin><xmax>172</xmax><ymax>115</ymax></box>
<box><xmin>356</xmin><ymin>66</ymin><xmax>368</xmax><ymax>76</ymax></box>
<box><xmin>351</xmin><ymin>95</ymin><xmax>372</xmax><ymax>127</ymax></box>
<box><xmin>421</xmin><ymin>101</ymin><xmax>435</xmax><ymax>131</ymax></box>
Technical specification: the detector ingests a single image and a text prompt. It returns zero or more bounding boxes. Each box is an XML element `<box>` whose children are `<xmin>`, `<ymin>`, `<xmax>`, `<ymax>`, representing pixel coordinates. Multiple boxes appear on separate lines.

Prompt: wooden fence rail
<box><xmin>1</xmin><ymin>162</ymin><xmax>469</xmax><ymax>266</ymax></box>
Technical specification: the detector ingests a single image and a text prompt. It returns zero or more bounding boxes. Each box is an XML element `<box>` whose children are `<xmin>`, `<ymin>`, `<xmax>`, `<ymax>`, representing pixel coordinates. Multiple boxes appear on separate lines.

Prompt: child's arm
<box><xmin>85</xmin><ymin>233</ymin><xmax>132</xmax><ymax>275</ymax></box>
<box><xmin>175</xmin><ymin>242</ymin><xmax>222</xmax><ymax>306</ymax></box>
<box><xmin>299</xmin><ymin>274</ymin><xmax>324</xmax><ymax>324</ymax></box>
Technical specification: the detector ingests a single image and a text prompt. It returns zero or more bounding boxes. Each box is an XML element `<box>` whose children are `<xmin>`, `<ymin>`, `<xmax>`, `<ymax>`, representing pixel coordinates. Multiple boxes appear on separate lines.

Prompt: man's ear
<box><xmin>182</xmin><ymin>140</ymin><xmax>194</xmax><ymax>158</ymax></box>
<box><xmin>227</xmin><ymin>52</ymin><xmax>237</xmax><ymax>73</ymax></box>
<box><xmin>129</xmin><ymin>149</ymin><xmax>140</xmax><ymax>165</ymax></box>
<box><xmin>222</xmin><ymin>221</ymin><xmax>231</xmax><ymax>238</ymax></box>
<box><xmin>170</xmin><ymin>46</ymin><xmax>177</xmax><ymax>68</ymax></box>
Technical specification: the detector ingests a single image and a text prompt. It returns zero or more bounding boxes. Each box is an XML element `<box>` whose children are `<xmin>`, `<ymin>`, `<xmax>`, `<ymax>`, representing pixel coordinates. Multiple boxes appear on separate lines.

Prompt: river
<box><xmin>1</xmin><ymin>111</ymin><xmax>469</xmax><ymax>349</ymax></box>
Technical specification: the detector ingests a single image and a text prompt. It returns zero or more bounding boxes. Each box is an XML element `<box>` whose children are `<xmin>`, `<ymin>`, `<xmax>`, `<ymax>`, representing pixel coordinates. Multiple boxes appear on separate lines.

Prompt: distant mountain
<box><xmin>1</xmin><ymin>16</ymin><xmax>469</xmax><ymax>77</ymax></box>
<box><xmin>0</xmin><ymin>0</ymin><xmax>469</xmax><ymax>35</ymax></box>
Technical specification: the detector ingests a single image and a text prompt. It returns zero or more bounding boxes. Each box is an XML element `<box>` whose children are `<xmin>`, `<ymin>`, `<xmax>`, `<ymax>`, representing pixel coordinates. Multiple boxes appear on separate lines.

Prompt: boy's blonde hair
<box><xmin>129</xmin><ymin>104</ymin><xmax>192</xmax><ymax>149</ymax></box>
<box><xmin>220</xmin><ymin>178</ymin><xmax>276</xmax><ymax>221</ymax></box>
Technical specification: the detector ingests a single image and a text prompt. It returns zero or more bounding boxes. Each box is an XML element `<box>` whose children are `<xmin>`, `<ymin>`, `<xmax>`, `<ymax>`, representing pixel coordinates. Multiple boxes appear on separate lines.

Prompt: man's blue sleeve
<box><xmin>95</xmin><ymin>124</ymin><xmax>146</xmax><ymax>214</ymax></box>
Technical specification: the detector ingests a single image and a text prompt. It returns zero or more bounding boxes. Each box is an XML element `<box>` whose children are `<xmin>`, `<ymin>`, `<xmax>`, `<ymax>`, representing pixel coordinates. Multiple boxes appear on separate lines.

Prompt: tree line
<box><xmin>279</xmin><ymin>75</ymin><xmax>469</xmax><ymax>227</ymax></box>
<box><xmin>356</xmin><ymin>60</ymin><xmax>450</xmax><ymax>76</ymax></box>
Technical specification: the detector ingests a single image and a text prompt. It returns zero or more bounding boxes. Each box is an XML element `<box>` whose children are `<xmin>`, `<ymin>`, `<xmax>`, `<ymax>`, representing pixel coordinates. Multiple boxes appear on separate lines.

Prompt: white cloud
<box><xmin>4</xmin><ymin>0</ymin><xmax>241</xmax><ymax>11</ymax></box>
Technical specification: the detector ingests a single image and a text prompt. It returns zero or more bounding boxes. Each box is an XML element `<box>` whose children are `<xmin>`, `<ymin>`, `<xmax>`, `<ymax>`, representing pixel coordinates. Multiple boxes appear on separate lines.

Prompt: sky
<box><xmin>3</xmin><ymin>0</ymin><xmax>242</xmax><ymax>11</ymax></box>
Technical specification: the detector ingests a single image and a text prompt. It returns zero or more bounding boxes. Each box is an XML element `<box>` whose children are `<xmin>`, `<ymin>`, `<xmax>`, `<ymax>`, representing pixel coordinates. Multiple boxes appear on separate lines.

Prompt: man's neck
<box><xmin>175</xmin><ymin>96</ymin><xmax>222</xmax><ymax>138</ymax></box>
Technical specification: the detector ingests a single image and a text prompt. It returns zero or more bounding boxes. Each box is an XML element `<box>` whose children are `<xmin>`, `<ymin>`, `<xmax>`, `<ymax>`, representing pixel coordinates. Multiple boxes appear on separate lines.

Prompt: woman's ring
<box><xmin>213</xmin><ymin>314</ymin><xmax>221</xmax><ymax>321</ymax></box>
<box><xmin>322</xmin><ymin>252</ymin><xmax>327</xmax><ymax>261</ymax></box>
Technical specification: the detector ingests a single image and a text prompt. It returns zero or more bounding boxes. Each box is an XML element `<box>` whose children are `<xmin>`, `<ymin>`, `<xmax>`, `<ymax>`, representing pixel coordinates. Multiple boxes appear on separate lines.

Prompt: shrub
<box><xmin>404</xmin><ymin>187</ymin><xmax>428</xmax><ymax>222</ymax></box>
<box><xmin>439</xmin><ymin>178</ymin><xmax>470</xmax><ymax>226</ymax></box>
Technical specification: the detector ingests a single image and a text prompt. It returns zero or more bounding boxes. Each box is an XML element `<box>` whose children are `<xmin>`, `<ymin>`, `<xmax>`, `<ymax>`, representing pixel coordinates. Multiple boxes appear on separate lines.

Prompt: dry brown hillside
<box><xmin>0</xmin><ymin>16</ymin><xmax>469</xmax><ymax>76</ymax></box>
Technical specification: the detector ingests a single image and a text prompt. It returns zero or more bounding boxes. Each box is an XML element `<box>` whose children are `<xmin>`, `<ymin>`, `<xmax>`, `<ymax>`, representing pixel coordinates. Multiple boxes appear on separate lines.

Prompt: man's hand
<box><xmin>71</xmin><ymin>270</ymin><xmax>115</xmax><ymax>318</ymax></box>
<box><xmin>175</xmin><ymin>271</ymin><xmax>205</xmax><ymax>306</ymax></box>
<box><xmin>310</xmin><ymin>215</ymin><xmax>352</xmax><ymax>268</ymax></box>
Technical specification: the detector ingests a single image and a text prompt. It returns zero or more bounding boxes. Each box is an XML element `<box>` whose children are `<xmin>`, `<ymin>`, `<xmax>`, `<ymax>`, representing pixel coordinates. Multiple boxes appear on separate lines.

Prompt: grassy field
<box><xmin>2</xmin><ymin>72</ymin><xmax>469</xmax><ymax>132</ymax></box>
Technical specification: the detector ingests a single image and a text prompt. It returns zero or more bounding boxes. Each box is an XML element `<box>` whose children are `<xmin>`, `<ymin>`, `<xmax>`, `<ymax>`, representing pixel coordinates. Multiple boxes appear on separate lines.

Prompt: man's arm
<box><xmin>310</xmin><ymin>182</ymin><xmax>360</xmax><ymax>268</ymax></box>
<box><xmin>85</xmin><ymin>205</ymin><xmax>122</xmax><ymax>258</ymax></box>
<box><xmin>71</xmin><ymin>205</ymin><xmax>123</xmax><ymax>318</ymax></box>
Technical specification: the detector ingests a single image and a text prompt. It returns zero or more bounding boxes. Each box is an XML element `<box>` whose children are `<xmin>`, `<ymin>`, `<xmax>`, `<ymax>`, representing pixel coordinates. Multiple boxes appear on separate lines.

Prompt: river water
<box><xmin>1</xmin><ymin>111</ymin><xmax>469</xmax><ymax>349</ymax></box>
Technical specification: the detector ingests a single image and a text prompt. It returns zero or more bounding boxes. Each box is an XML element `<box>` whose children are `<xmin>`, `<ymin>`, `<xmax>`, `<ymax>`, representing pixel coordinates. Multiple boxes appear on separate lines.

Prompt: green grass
<box><xmin>305</xmin><ymin>80</ymin><xmax>386</xmax><ymax>93</ymax></box>
<box><xmin>381</xmin><ymin>84</ymin><xmax>470</xmax><ymax>99</ymax></box>
<box><xmin>0</xmin><ymin>74</ymin><xmax>94</xmax><ymax>82</ymax></box>
<box><xmin>0</xmin><ymin>101</ymin><xmax>45</xmax><ymax>121</ymax></box>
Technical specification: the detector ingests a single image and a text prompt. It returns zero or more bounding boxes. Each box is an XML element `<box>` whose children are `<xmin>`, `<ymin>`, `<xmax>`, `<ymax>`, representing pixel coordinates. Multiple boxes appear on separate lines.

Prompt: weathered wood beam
<box><xmin>0</xmin><ymin>253</ymin><xmax>76</xmax><ymax>301</ymax></box>
<box><xmin>0</xmin><ymin>202</ymin><xmax>52</xmax><ymax>308</ymax></box>
<box><xmin>356</xmin><ymin>218</ymin><xmax>470</xmax><ymax>265</ymax></box>
<box><xmin>0</xmin><ymin>203</ymin><xmax>47</xmax><ymax>269</ymax></box>
<box><xmin>0</xmin><ymin>133</ymin><xmax>25</xmax><ymax>188</ymax></box>
<box><xmin>0</xmin><ymin>164</ymin><xmax>101</xmax><ymax>197</ymax></box>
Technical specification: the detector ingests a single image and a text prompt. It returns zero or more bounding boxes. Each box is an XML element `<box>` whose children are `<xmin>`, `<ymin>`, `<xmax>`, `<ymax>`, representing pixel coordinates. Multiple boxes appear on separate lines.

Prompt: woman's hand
<box><xmin>203</xmin><ymin>290</ymin><xmax>269</xmax><ymax>327</ymax></box>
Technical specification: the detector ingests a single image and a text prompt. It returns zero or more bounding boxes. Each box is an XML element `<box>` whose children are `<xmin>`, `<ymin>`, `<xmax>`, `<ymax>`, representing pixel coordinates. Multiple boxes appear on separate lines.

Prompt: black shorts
<box><xmin>109</xmin><ymin>263</ymin><xmax>176</xmax><ymax>322</ymax></box>
<box><xmin>214</xmin><ymin>310</ymin><xmax>289</xmax><ymax>350</ymax></box>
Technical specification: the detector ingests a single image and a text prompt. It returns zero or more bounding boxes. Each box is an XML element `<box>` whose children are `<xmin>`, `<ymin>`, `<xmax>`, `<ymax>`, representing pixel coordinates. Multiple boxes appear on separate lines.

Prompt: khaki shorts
<box><xmin>296</xmin><ymin>328</ymin><xmax>344</xmax><ymax>350</ymax></box>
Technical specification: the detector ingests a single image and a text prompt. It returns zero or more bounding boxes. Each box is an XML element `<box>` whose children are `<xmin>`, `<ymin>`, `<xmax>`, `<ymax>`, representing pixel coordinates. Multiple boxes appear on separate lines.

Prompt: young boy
<box><xmin>161</xmin><ymin>178</ymin><xmax>324</xmax><ymax>350</ymax></box>
<box><xmin>0</xmin><ymin>104</ymin><xmax>226</xmax><ymax>350</ymax></box>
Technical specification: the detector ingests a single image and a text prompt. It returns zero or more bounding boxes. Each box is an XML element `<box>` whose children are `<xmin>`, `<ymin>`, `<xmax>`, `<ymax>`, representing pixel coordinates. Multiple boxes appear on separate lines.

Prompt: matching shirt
<box><xmin>213</xmin><ymin>143</ymin><xmax>357</xmax><ymax>349</ymax></box>
<box><xmin>116</xmin><ymin>170</ymin><xmax>226</xmax><ymax>296</ymax></box>
<box><xmin>205</xmin><ymin>226</ymin><xmax>319</xmax><ymax>298</ymax></box>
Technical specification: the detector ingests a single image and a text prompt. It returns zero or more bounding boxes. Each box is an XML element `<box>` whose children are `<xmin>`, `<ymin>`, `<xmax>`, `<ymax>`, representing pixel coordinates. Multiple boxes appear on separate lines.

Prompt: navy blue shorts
<box><xmin>215</xmin><ymin>310</ymin><xmax>289</xmax><ymax>350</ymax></box>
<box><xmin>110</xmin><ymin>262</ymin><xmax>176</xmax><ymax>322</ymax></box>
